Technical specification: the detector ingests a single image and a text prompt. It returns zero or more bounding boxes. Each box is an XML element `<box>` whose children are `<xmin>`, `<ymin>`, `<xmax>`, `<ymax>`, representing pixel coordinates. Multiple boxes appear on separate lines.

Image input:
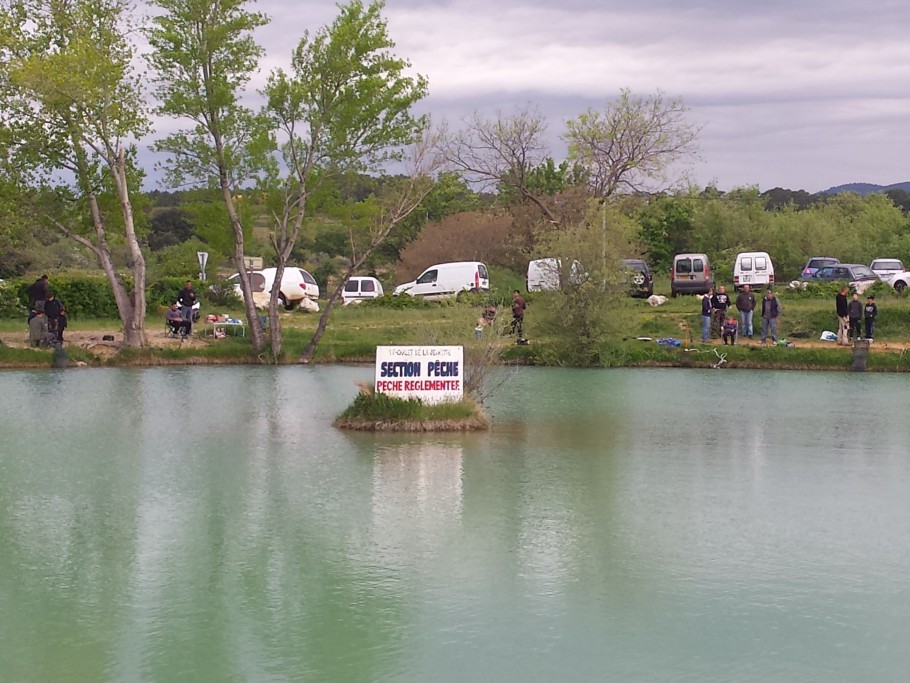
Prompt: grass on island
<box><xmin>334</xmin><ymin>384</ymin><xmax>490</xmax><ymax>431</ymax></box>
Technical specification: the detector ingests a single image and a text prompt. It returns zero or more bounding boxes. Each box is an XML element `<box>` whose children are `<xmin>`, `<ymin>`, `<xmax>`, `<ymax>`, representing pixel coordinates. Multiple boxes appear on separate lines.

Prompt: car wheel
<box><xmin>895</xmin><ymin>280</ymin><xmax>906</xmax><ymax>294</ymax></box>
<box><xmin>279</xmin><ymin>292</ymin><xmax>293</xmax><ymax>310</ymax></box>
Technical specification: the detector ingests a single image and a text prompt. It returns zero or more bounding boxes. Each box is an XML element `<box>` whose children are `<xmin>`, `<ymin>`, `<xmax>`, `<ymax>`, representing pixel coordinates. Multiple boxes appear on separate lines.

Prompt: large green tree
<box><xmin>0</xmin><ymin>0</ymin><xmax>150</xmax><ymax>345</ymax></box>
<box><xmin>262</xmin><ymin>0</ymin><xmax>430</xmax><ymax>360</ymax></box>
<box><xmin>146</xmin><ymin>0</ymin><xmax>274</xmax><ymax>351</ymax></box>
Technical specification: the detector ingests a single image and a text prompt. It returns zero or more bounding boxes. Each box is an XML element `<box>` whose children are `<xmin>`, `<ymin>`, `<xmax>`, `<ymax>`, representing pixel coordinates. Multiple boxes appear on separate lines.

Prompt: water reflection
<box><xmin>2</xmin><ymin>366</ymin><xmax>910</xmax><ymax>681</ymax></box>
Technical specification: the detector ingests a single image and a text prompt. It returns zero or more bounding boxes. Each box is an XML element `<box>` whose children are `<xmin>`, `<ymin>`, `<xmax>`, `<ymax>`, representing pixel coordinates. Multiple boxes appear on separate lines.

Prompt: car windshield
<box><xmin>851</xmin><ymin>265</ymin><xmax>876</xmax><ymax>279</ymax></box>
<box><xmin>808</xmin><ymin>258</ymin><xmax>838</xmax><ymax>269</ymax></box>
<box><xmin>873</xmin><ymin>260</ymin><xmax>902</xmax><ymax>270</ymax></box>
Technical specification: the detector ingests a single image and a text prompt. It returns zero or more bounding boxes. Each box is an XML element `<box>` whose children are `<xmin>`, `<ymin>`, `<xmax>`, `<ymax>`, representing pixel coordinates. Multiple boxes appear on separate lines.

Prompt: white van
<box><xmin>733</xmin><ymin>251</ymin><xmax>775</xmax><ymax>291</ymax></box>
<box><xmin>393</xmin><ymin>261</ymin><xmax>489</xmax><ymax>300</ymax></box>
<box><xmin>341</xmin><ymin>276</ymin><xmax>384</xmax><ymax>304</ymax></box>
<box><xmin>527</xmin><ymin>258</ymin><xmax>560</xmax><ymax>291</ymax></box>
<box><xmin>526</xmin><ymin>258</ymin><xmax>587</xmax><ymax>291</ymax></box>
<box><xmin>229</xmin><ymin>267</ymin><xmax>320</xmax><ymax>310</ymax></box>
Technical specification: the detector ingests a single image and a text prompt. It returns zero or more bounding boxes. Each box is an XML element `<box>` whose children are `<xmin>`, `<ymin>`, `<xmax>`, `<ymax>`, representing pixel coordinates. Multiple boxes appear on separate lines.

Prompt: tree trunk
<box><xmin>112</xmin><ymin>150</ymin><xmax>147</xmax><ymax>347</ymax></box>
<box><xmin>219</xmin><ymin>183</ymin><xmax>265</xmax><ymax>353</ymax></box>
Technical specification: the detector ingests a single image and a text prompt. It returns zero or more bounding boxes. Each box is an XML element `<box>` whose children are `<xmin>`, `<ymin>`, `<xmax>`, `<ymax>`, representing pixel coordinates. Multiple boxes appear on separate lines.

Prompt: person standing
<box><xmin>847</xmin><ymin>292</ymin><xmax>863</xmax><ymax>341</ymax></box>
<box><xmin>510</xmin><ymin>290</ymin><xmax>526</xmax><ymax>337</ymax></box>
<box><xmin>28</xmin><ymin>309</ymin><xmax>49</xmax><ymax>347</ymax></box>
<box><xmin>835</xmin><ymin>286</ymin><xmax>850</xmax><ymax>345</ymax></box>
<box><xmin>760</xmin><ymin>289</ymin><xmax>780</xmax><ymax>344</ymax></box>
<box><xmin>56</xmin><ymin>307</ymin><xmax>68</xmax><ymax>345</ymax></box>
<box><xmin>44</xmin><ymin>292</ymin><xmax>64</xmax><ymax>341</ymax></box>
<box><xmin>27</xmin><ymin>274</ymin><xmax>49</xmax><ymax>312</ymax></box>
<box><xmin>864</xmin><ymin>295</ymin><xmax>878</xmax><ymax>340</ymax></box>
<box><xmin>177</xmin><ymin>280</ymin><xmax>198</xmax><ymax>331</ymax></box>
<box><xmin>710</xmin><ymin>285</ymin><xmax>730</xmax><ymax>339</ymax></box>
<box><xmin>700</xmin><ymin>287</ymin><xmax>714</xmax><ymax>343</ymax></box>
<box><xmin>735</xmin><ymin>284</ymin><xmax>756</xmax><ymax>339</ymax></box>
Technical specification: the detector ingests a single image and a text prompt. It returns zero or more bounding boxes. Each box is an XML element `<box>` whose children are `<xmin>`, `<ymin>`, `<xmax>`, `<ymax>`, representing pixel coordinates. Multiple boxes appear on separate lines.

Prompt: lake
<box><xmin>1</xmin><ymin>366</ymin><xmax>909</xmax><ymax>681</ymax></box>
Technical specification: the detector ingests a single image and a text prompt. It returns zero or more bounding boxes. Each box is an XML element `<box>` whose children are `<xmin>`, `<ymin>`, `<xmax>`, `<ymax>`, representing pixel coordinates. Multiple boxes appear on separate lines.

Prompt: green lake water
<box><xmin>1</xmin><ymin>366</ymin><xmax>909</xmax><ymax>682</ymax></box>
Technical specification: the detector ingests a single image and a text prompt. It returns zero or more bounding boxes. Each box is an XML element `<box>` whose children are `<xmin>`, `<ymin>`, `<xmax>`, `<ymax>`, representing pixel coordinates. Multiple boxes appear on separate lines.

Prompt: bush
<box><xmin>205</xmin><ymin>282</ymin><xmax>241</xmax><ymax>308</ymax></box>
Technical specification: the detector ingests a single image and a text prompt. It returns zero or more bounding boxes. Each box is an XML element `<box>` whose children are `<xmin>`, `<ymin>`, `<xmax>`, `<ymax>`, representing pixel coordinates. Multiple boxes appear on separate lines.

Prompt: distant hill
<box><xmin>823</xmin><ymin>182</ymin><xmax>910</xmax><ymax>196</ymax></box>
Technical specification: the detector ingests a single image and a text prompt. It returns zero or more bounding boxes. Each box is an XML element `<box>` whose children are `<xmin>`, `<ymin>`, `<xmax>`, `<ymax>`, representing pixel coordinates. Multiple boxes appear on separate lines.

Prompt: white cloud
<box><xmin>144</xmin><ymin>0</ymin><xmax>910</xmax><ymax>193</ymax></box>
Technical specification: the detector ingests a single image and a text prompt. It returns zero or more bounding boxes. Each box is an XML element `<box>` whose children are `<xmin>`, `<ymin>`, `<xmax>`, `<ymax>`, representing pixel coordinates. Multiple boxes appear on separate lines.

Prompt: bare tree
<box><xmin>299</xmin><ymin>134</ymin><xmax>443</xmax><ymax>364</ymax></box>
<box><xmin>441</xmin><ymin>106</ymin><xmax>565</xmax><ymax>227</ymax></box>
<box><xmin>564</xmin><ymin>89</ymin><xmax>701</xmax><ymax>200</ymax></box>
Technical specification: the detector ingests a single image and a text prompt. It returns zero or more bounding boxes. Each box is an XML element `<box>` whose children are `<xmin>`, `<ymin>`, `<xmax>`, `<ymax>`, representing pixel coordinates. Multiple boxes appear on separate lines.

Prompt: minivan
<box><xmin>393</xmin><ymin>261</ymin><xmax>490</xmax><ymax>300</ymax></box>
<box><xmin>670</xmin><ymin>253</ymin><xmax>711</xmax><ymax>297</ymax></box>
<box><xmin>526</xmin><ymin>258</ymin><xmax>585</xmax><ymax>291</ymax></box>
<box><xmin>733</xmin><ymin>251</ymin><xmax>775</xmax><ymax>291</ymax></box>
<box><xmin>342</xmin><ymin>276</ymin><xmax>384</xmax><ymax>304</ymax></box>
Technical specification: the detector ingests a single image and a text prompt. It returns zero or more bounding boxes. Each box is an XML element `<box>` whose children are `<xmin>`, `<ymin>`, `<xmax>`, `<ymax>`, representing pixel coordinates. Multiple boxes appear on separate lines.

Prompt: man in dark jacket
<box><xmin>43</xmin><ymin>292</ymin><xmax>64</xmax><ymax>341</ymax></box>
<box><xmin>701</xmin><ymin>287</ymin><xmax>714</xmax><ymax>343</ymax></box>
<box><xmin>510</xmin><ymin>290</ymin><xmax>526</xmax><ymax>337</ymax></box>
<box><xmin>710</xmin><ymin>285</ymin><xmax>730</xmax><ymax>338</ymax></box>
<box><xmin>177</xmin><ymin>280</ymin><xmax>198</xmax><ymax>330</ymax></box>
<box><xmin>27</xmin><ymin>275</ymin><xmax>49</xmax><ymax>312</ymax></box>
<box><xmin>735</xmin><ymin>284</ymin><xmax>756</xmax><ymax>339</ymax></box>
<box><xmin>760</xmin><ymin>289</ymin><xmax>780</xmax><ymax>344</ymax></box>
<box><xmin>835</xmin><ymin>286</ymin><xmax>850</xmax><ymax>345</ymax></box>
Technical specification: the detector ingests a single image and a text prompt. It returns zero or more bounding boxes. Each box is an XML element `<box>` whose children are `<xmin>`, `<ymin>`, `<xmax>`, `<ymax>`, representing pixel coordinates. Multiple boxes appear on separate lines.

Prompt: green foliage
<box><xmin>147</xmin><ymin>0</ymin><xmax>274</xmax><ymax>190</ymax></box>
<box><xmin>146</xmin><ymin>277</ymin><xmax>191</xmax><ymax>309</ymax></box>
<box><xmin>0</xmin><ymin>281</ymin><xmax>24</xmax><ymax>318</ymax></box>
<box><xmin>361</xmin><ymin>294</ymin><xmax>437</xmax><ymax>309</ymax></box>
<box><xmin>150</xmin><ymin>238</ymin><xmax>213</xmax><ymax>279</ymax></box>
<box><xmin>205</xmin><ymin>282</ymin><xmax>242</xmax><ymax>308</ymax></box>
<box><xmin>148</xmin><ymin>206</ymin><xmax>193</xmax><ymax>250</ymax></box>
<box><xmin>338</xmin><ymin>391</ymin><xmax>478</xmax><ymax>422</ymax></box>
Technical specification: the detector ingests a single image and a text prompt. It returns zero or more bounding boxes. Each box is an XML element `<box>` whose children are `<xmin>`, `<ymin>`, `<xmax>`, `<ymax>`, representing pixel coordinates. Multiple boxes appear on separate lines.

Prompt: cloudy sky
<box><xmin>156</xmin><ymin>0</ymin><xmax>910</xmax><ymax>193</ymax></box>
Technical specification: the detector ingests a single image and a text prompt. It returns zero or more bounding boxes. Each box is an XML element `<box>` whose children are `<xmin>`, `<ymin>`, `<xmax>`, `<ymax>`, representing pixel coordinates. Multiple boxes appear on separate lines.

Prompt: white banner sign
<box><xmin>374</xmin><ymin>345</ymin><xmax>464</xmax><ymax>404</ymax></box>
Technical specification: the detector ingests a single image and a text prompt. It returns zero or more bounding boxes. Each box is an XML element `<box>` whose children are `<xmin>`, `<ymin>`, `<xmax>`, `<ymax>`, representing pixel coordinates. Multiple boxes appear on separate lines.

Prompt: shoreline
<box><xmin>2</xmin><ymin>327</ymin><xmax>906</xmax><ymax>373</ymax></box>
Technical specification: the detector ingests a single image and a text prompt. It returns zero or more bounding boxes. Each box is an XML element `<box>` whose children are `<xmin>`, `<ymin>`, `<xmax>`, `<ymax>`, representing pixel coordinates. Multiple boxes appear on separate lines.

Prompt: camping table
<box><xmin>205</xmin><ymin>320</ymin><xmax>246</xmax><ymax>338</ymax></box>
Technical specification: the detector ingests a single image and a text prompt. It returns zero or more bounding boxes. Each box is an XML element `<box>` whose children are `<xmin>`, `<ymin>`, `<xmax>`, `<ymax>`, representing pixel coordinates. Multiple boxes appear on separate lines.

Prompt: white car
<box><xmin>341</xmin><ymin>276</ymin><xmax>384</xmax><ymax>304</ymax></box>
<box><xmin>229</xmin><ymin>267</ymin><xmax>320</xmax><ymax>310</ymax></box>
<box><xmin>870</xmin><ymin>258</ymin><xmax>905</xmax><ymax>280</ymax></box>
<box><xmin>886</xmin><ymin>269</ymin><xmax>910</xmax><ymax>293</ymax></box>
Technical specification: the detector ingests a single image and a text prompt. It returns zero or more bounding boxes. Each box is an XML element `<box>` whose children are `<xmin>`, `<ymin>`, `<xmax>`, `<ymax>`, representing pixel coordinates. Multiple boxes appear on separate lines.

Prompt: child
<box><xmin>722</xmin><ymin>316</ymin><xmax>738</xmax><ymax>345</ymax></box>
<box><xmin>863</xmin><ymin>295</ymin><xmax>877</xmax><ymax>340</ymax></box>
<box><xmin>847</xmin><ymin>292</ymin><xmax>863</xmax><ymax>340</ymax></box>
<box><xmin>56</xmin><ymin>307</ymin><xmax>68</xmax><ymax>344</ymax></box>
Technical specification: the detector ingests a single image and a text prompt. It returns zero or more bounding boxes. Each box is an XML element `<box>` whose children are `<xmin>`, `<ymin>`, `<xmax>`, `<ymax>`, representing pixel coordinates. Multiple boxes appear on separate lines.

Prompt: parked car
<box><xmin>733</xmin><ymin>251</ymin><xmax>774</xmax><ymax>291</ymax></box>
<box><xmin>885</xmin><ymin>269</ymin><xmax>910</xmax><ymax>293</ymax></box>
<box><xmin>869</xmin><ymin>258</ymin><xmax>905</xmax><ymax>280</ymax></box>
<box><xmin>393</xmin><ymin>261</ymin><xmax>489</xmax><ymax>300</ymax></box>
<box><xmin>229</xmin><ymin>267</ymin><xmax>320</xmax><ymax>309</ymax></box>
<box><xmin>810</xmin><ymin>264</ymin><xmax>880</xmax><ymax>293</ymax></box>
<box><xmin>800</xmin><ymin>256</ymin><xmax>840</xmax><ymax>280</ymax></box>
<box><xmin>341</xmin><ymin>276</ymin><xmax>384</xmax><ymax>304</ymax></box>
<box><xmin>621</xmin><ymin>259</ymin><xmax>654</xmax><ymax>297</ymax></box>
<box><xmin>670</xmin><ymin>253</ymin><xmax>712</xmax><ymax>297</ymax></box>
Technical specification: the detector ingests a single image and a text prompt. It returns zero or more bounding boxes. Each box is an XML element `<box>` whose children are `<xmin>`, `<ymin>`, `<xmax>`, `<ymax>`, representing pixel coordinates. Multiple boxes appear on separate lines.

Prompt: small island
<box><xmin>334</xmin><ymin>384</ymin><xmax>490</xmax><ymax>432</ymax></box>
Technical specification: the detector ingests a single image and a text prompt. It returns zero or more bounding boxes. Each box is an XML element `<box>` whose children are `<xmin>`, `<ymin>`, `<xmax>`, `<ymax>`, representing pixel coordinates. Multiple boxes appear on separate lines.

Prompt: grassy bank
<box><xmin>3</xmin><ymin>282</ymin><xmax>910</xmax><ymax>371</ymax></box>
